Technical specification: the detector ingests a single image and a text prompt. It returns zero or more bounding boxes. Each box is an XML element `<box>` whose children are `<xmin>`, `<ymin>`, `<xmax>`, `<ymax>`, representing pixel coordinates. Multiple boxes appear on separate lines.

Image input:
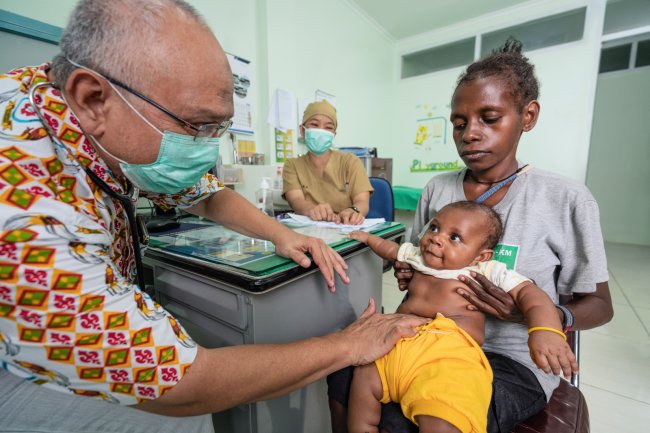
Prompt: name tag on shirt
<box><xmin>494</xmin><ymin>244</ymin><xmax>520</xmax><ymax>270</ymax></box>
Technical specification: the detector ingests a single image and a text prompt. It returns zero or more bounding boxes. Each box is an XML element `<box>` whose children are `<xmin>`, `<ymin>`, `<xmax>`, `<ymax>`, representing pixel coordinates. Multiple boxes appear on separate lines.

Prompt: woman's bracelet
<box><xmin>527</xmin><ymin>326</ymin><xmax>567</xmax><ymax>341</ymax></box>
<box><xmin>556</xmin><ymin>304</ymin><xmax>574</xmax><ymax>333</ymax></box>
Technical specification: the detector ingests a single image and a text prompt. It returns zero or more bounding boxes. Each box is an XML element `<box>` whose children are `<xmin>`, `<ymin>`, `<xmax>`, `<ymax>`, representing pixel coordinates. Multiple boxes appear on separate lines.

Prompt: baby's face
<box><xmin>419</xmin><ymin>207</ymin><xmax>490</xmax><ymax>270</ymax></box>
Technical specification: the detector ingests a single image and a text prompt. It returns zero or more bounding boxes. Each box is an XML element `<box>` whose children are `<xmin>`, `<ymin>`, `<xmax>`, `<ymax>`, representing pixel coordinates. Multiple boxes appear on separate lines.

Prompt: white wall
<box><xmin>392</xmin><ymin>66</ymin><xmax>463</xmax><ymax>188</ymax></box>
<box><xmin>1</xmin><ymin>1</ymin><xmax>76</xmax><ymax>27</ymax></box>
<box><xmin>586</xmin><ymin>67</ymin><xmax>650</xmax><ymax>246</ymax></box>
<box><xmin>263</xmin><ymin>0</ymin><xmax>395</xmax><ymax>158</ymax></box>
<box><xmin>389</xmin><ymin>0</ymin><xmax>606</xmax><ymax>188</ymax></box>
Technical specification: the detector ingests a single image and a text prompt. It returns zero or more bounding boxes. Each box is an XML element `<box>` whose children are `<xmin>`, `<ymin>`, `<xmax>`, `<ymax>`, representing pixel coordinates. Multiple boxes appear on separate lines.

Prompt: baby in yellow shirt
<box><xmin>347</xmin><ymin>201</ymin><xmax>578</xmax><ymax>433</ymax></box>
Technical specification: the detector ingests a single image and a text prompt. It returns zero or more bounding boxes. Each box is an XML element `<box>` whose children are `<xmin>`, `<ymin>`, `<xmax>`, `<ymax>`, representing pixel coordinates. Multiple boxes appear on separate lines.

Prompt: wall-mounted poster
<box><xmin>414</xmin><ymin>116</ymin><xmax>446</xmax><ymax>147</ymax></box>
<box><xmin>227</xmin><ymin>53</ymin><xmax>254</xmax><ymax>135</ymax></box>
<box><xmin>409</xmin><ymin>103</ymin><xmax>461</xmax><ymax>173</ymax></box>
<box><xmin>275</xmin><ymin>128</ymin><xmax>294</xmax><ymax>162</ymax></box>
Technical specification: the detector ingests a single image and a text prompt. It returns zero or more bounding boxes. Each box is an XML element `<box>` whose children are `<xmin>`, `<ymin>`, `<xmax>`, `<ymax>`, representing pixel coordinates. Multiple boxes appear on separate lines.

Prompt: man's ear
<box><xmin>472</xmin><ymin>248</ymin><xmax>494</xmax><ymax>265</ymax></box>
<box><xmin>63</xmin><ymin>69</ymin><xmax>112</xmax><ymax>137</ymax></box>
<box><xmin>522</xmin><ymin>100</ymin><xmax>540</xmax><ymax>132</ymax></box>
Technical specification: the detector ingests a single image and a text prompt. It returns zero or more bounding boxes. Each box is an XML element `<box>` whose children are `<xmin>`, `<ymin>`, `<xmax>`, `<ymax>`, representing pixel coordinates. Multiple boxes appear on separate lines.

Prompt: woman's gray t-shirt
<box><xmin>411</xmin><ymin>166</ymin><xmax>609</xmax><ymax>399</ymax></box>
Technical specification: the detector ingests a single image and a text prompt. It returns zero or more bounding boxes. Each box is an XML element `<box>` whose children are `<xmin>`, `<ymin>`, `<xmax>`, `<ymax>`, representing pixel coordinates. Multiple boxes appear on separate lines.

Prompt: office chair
<box><xmin>368</xmin><ymin>177</ymin><xmax>394</xmax><ymax>221</ymax></box>
<box><xmin>511</xmin><ymin>328</ymin><xmax>589</xmax><ymax>433</ymax></box>
<box><xmin>368</xmin><ymin>177</ymin><xmax>395</xmax><ymax>272</ymax></box>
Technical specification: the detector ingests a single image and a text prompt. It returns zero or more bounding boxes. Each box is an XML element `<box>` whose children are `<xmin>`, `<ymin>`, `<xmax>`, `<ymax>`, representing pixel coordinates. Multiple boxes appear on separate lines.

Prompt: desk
<box><xmin>143</xmin><ymin>220</ymin><xmax>404</xmax><ymax>433</ymax></box>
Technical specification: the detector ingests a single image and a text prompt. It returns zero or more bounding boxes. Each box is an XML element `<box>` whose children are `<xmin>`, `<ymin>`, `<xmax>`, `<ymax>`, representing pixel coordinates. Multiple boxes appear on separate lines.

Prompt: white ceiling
<box><xmin>348</xmin><ymin>0</ymin><xmax>531</xmax><ymax>40</ymax></box>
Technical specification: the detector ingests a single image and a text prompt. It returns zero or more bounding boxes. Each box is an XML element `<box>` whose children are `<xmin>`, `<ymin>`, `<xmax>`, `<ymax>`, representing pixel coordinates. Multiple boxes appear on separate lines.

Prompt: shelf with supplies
<box><xmin>371</xmin><ymin>157</ymin><xmax>393</xmax><ymax>183</ymax></box>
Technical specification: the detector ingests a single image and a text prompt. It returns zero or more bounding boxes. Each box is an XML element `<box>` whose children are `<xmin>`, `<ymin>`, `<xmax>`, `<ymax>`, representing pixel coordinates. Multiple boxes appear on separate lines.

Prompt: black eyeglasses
<box><xmin>103</xmin><ymin>75</ymin><xmax>232</xmax><ymax>143</ymax></box>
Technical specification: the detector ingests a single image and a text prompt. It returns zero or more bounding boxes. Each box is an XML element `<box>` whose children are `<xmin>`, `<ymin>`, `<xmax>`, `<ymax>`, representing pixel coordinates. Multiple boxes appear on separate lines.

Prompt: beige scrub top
<box><xmin>282</xmin><ymin>151</ymin><xmax>373</xmax><ymax>213</ymax></box>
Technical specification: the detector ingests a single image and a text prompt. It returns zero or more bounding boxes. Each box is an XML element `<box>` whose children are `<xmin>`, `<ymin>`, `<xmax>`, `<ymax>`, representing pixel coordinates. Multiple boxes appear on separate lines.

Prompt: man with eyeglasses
<box><xmin>0</xmin><ymin>1</ymin><xmax>425</xmax><ymax>432</ymax></box>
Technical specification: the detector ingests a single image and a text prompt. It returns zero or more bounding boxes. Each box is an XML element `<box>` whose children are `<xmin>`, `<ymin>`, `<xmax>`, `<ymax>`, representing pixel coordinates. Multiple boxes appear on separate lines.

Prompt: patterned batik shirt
<box><xmin>0</xmin><ymin>64</ymin><xmax>223</xmax><ymax>404</ymax></box>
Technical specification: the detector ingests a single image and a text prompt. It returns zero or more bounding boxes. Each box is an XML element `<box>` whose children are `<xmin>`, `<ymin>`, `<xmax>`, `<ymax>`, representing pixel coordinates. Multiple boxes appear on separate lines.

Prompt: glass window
<box><xmin>481</xmin><ymin>7</ymin><xmax>586</xmax><ymax>56</ymax></box>
<box><xmin>401</xmin><ymin>38</ymin><xmax>475</xmax><ymax>79</ymax></box>
<box><xmin>603</xmin><ymin>0</ymin><xmax>650</xmax><ymax>36</ymax></box>
<box><xmin>599</xmin><ymin>44</ymin><xmax>632</xmax><ymax>73</ymax></box>
<box><xmin>635</xmin><ymin>39</ymin><xmax>650</xmax><ymax>68</ymax></box>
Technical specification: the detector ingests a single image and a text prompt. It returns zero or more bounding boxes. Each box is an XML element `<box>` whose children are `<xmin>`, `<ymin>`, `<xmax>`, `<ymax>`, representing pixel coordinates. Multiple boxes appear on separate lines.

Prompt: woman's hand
<box><xmin>339</xmin><ymin>208</ymin><xmax>365</xmax><ymax>225</ymax></box>
<box><xmin>307</xmin><ymin>203</ymin><xmax>337</xmax><ymax>222</ymax></box>
<box><xmin>457</xmin><ymin>272</ymin><xmax>525</xmax><ymax>323</ymax></box>
<box><xmin>393</xmin><ymin>261</ymin><xmax>413</xmax><ymax>291</ymax></box>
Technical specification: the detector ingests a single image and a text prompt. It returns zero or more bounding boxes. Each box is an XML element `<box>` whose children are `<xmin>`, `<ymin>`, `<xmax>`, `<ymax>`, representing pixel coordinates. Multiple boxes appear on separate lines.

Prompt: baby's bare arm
<box><xmin>349</xmin><ymin>231</ymin><xmax>399</xmax><ymax>261</ymax></box>
<box><xmin>511</xmin><ymin>282</ymin><xmax>562</xmax><ymax>330</ymax></box>
<box><xmin>511</xmin><ymin>283</ymin><xmax>578</xmax><ymax>378</ymax></box>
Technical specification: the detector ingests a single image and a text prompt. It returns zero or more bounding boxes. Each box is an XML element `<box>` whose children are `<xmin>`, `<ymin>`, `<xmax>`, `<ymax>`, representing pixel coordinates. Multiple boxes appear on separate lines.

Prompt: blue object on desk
<box><xmin>336</xmin><ymin>147</ymin><xmax>376</xmax><ymax>158</ymax></box>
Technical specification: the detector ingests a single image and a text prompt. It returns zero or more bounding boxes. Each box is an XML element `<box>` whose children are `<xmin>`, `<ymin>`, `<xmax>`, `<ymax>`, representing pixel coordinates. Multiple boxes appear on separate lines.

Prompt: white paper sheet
<box><xmin>282</xmin><ymin>213</ymin><xmax>385</xmax><ymax>233</ymax></box>
<box><xmin>267</xmin><ymin>88</ymin><xmax>297</xmax><ymax>132</ymax></box>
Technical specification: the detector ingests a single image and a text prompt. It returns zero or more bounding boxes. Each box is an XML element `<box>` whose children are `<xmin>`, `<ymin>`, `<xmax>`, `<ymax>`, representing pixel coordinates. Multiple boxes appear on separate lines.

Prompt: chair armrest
<box><xmin>511</xmin><ymin>379</ymin><xmax>589</xmax><ymax>433</ymax></box>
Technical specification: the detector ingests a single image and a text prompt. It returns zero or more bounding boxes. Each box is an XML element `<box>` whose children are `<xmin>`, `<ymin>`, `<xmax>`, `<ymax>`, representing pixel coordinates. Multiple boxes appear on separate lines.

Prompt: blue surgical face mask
<box><xmin>90</xmin><ymin>81</ymin><xmax>219</xmax><ymax>194</ymax></box>
<box><xmin>304</xmin><ymin>128</ymin><xmax>334</xmax><ymax>155</ymax></box>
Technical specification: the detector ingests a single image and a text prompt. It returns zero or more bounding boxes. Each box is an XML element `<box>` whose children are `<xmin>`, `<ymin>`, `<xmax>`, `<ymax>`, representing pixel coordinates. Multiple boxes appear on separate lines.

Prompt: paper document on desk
<box><xmin>283</xmin><ymin>213</ymin><xmax>385</xmax><ymax>233</ymax></box>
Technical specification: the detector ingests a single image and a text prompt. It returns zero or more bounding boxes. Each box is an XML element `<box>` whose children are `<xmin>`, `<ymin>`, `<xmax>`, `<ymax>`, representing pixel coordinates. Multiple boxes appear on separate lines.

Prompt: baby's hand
<box><xmin>528</xmin><ymin>330</ymin><xmax>578</xmax><ymax>379</ymax></box>
<box><xmin>348</xmin><ymin>230</ymin><xmax>369</xmax><ymax>244</ymax></box>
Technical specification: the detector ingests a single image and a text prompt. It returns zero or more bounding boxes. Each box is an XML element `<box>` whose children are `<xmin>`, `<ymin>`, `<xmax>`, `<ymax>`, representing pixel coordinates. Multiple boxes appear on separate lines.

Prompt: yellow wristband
<box><xmin>527</xmin><ymin>326</ymin><xmax>567</xmax><ymax>341</ymax></box>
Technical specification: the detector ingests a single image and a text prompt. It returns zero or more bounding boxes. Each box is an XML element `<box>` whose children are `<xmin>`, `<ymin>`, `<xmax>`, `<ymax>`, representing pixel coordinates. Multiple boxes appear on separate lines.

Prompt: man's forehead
<box><xmin>192</xmin><ymin>102</ymin><xmax>233</xmax><ymax>121</ymax></box>
<box><xmin>153</xmin><ymin>47</ymin><xmax>234</xmax><ymax>120</ymax></box>
<box><xmin>183</xmin><ymin>89</ymin><xmax>234</xmax><ymax>122</ymax></box>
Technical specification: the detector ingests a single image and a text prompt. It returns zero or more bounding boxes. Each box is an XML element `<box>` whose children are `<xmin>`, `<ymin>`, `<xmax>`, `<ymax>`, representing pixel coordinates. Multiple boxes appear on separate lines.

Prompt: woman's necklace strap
<box><xmin>473</xmin><ymin>164</ymin><xmax>532</xmax><ymax>204</ymax></box>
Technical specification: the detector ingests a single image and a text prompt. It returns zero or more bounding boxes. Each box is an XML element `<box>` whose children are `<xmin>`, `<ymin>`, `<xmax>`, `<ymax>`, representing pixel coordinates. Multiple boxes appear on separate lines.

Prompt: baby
<box><xmin>347</xmin><ymin>201</ymin><xmax>578</xmax><ymax>433</ymax></box>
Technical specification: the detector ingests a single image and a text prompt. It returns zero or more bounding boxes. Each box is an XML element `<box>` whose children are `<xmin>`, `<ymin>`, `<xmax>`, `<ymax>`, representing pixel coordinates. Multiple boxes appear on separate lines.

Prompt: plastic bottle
<box><xmin>255</xmin><ymin>177</ymin><xmax>274</xmax><ymax>217</ymax></box>
<box><xmin>215</xmin><ymin>154</ymin><xmax>223</xmax><ymax>179</ymax></box>
<box><xmin>273</xmin><ymin>165</ymin><xmax>283</xmax><ymax>190</ymax></box>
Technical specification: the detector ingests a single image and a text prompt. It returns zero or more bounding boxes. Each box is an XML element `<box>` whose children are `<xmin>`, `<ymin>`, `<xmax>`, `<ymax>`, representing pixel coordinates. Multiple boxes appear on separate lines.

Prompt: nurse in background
<box><xmin>282</xmin><ymin>101</ymin><xmax>373</xmax><ymax>225</ymax></box>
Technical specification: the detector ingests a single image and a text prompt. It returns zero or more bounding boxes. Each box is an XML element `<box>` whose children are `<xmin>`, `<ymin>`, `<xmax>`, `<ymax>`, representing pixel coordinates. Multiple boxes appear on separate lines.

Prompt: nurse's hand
<box><xmin>457</xmin><ymin>272</ymin><xmax>525</xmax><ymax>323</ymax></box>
<box><xmin>274</xmin><ymin>230</ymin><xmax>349</xmax><ymax>293</ymax></box>
<box><xmin>393</xmin><ymin>261</ymin><xmax>413</xmax><ymax>291</ymax></box>
<box><xmin>339</xmin><ymin>208</ymin><xmax>365</xmax><ymax>225</ymax></box>
<box><xmin>340</xmin><ymin>298</ymin><xmax>429</xmax><ymax>365</ymax></box>
<box><xmin>307</xmin><ymin>203</ymin><xmax>337</xmax><ymax>222</ymax></box>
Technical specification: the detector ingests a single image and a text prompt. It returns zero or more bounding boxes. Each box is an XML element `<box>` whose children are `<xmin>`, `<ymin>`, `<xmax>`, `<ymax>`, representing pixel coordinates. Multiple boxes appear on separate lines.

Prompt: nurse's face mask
<box><xmin>67</xmin><ymin>59</ymin><xmax>232</xmax><ymax>194</ymax></box>
<box><xmin>302</xmin><ymin>116</ymin><xmax>336</xmax><ymax>156</ymax></box>
<box><xmin>304</xmin><ymin>128</ymin><xmax>335</xmax><ymax>155</ymax></box>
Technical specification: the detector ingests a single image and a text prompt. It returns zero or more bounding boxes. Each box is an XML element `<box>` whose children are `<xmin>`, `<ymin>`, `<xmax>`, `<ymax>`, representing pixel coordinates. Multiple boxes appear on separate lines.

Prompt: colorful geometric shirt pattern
<box><xmin>0</xmin><ymin>64</ymin><xmax>223</xmax><ymax>404</ymax></box>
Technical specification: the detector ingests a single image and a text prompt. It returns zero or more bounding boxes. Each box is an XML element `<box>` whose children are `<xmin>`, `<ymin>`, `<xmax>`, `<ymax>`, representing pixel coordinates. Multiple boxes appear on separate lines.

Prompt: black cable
<box><xmin>83</xmin><ymin>168</ymin><xmax>148</xmax><ymax>294</ymax></box>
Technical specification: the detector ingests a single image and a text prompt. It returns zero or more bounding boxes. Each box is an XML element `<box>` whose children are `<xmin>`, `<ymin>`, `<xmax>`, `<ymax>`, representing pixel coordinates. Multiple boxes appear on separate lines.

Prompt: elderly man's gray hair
<box><xmin>52</xmin><ymin>0</ymin><xmax>209</xmax><ymax>89</ymax></box>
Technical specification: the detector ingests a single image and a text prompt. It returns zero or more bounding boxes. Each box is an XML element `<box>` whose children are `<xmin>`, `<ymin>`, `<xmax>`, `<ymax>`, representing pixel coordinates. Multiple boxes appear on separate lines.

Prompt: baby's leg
<box><xmin>416</xmin><ymin>415</ymin><xmax>461</xmax><ymax>433</ymax></box>
<box><xmin>348</xmin><ymin>363</ymin><xmax>384</xmax><ymax>433</ymax></box>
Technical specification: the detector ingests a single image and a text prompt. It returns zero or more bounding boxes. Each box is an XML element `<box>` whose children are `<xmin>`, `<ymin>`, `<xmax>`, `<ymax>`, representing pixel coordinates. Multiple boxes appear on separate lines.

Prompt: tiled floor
<box><xmin>381</xmin><ymin>242</ymin><xmax>650</xmax><ymax>433</ymax></box>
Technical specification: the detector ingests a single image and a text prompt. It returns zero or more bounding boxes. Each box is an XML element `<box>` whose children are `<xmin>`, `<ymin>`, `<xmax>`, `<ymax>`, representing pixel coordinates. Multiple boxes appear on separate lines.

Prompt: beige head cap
<box><xmin>301</xmin><ymin>100</ymin><xmax>337</xmax><ymax>127</ymax></box>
